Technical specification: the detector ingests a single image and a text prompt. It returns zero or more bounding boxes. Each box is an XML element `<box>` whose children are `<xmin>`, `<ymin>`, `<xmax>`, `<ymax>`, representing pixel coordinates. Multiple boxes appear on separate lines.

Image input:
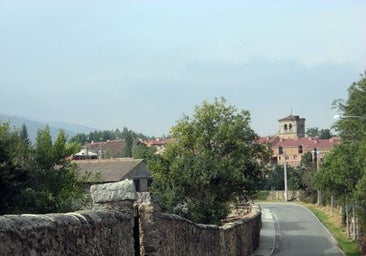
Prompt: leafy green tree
<box><xmin>123</xmin><ymin>128</ymin><xmax>134</xmax><ymax>157</ymax></box>
<box><xmin>333</xmin><ymin>72</ymin><xmax>366</xmax><ymax>141</ymax></box>
<box><xmin>0</xmin><ymin>124</ymin><xmax>85</xmax><ymax>214</ymax></box>
<box><xmin>319</xmin><ymin>129</ymin><xmax>333</xmax><ymax>139</ymax></box>
<box><xmin>149</xmin><ymin>98</ymin><xmax>271</xmax><ymax>224</ymax></box>
<box><xmin>316</xmin><ymin>72</ymin><xmax>366</xmax><ymax>244</ymax></box>
<box><xmin>22</xmin><ymin>127</ymin><xmax>84</xmax><ymax>213</ymax></box>
<box><xmin>306</xmin><ymin>127</ymin><xmax>319</xmax><ymax>137</ymax></box>
<box><xmin>0</xmin><ymin>122</ymin><xmax>30</xmax><ymax>214</ymax></box>
<box><xmin>313</xmin><ymin>142</ymin><xmax>362</xmax><ymax>203</ymax></box>
<box><xmin>306</xmin><ymin>127</ymin><xmax>333</xmax><ymax>139</ymax></box>
<box><xmin>132</xmin><ymin>143</ymin><xmax>157</xmax><ymax>161</ymax></box>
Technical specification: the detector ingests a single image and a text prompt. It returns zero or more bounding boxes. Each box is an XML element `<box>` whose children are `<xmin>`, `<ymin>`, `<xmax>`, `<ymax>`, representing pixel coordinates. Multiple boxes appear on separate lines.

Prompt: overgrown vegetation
<box><xmin>306</xmin><ymin>204</ymin><xmax>360</xmax><ymax>256</ymax></box>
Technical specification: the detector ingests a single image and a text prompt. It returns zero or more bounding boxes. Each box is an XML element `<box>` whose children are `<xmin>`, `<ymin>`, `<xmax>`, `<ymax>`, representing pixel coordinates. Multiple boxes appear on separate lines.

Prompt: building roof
<box><xmin>278</xmin><ymin>114</ymin><xmax>305</xmax><ymax>122</ymax></box>
<box><xmin>259</xmin><ymin>136</ymin><xmax>341</xmax><ymax>151</ymax></box>
<box><xmin>143</xmin><ymin>137</ymin><xmax>176</xmax><ymax>147</ymax></box>
<box><xmin>85</xmin><ymin>140</ymin><xmax>126</xmax><ymax>158</ymax></box>
<box><xmin>74</xmin><ymin>158</ymin><xmax>146</xmax><ymax>183</ymax></box>
<box><xmin>257</xmin><ymin>136</ymin><xmax>280</xmax><ymax>145</ymax></box>
<box><xmin>74</xmin><ymin>148</ymin><xmax>98</xmax><ymax>157</ymax></box>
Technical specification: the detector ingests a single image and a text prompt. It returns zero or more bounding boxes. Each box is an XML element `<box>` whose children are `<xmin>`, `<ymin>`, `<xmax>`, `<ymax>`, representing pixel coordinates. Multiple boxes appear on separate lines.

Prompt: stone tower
<box><xmin>278</xmin><ymin>114</ymin><xmax>305</xmax><ymax>139</ymax></box>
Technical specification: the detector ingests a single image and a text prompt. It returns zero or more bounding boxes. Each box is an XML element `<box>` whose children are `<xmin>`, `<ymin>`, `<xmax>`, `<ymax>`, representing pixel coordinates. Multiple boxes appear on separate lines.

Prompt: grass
<box><xmin>304</xmin><ymin>204</ymin><xmax>360</xmax><ymax>256</ymax></box>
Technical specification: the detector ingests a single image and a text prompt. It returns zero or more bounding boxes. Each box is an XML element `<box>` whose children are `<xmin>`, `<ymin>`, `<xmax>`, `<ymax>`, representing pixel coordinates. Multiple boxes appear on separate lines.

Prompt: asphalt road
<box><xmin>259</xmin><ymin>202</ymin><xmax>344</xmax><ymax>256</ymax></box>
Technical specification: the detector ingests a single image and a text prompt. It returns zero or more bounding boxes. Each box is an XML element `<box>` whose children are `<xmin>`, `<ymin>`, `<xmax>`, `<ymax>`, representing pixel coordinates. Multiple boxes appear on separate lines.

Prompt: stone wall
<box><xmin>0</xmin><ymin>180</ymin><xmax>136</xmax><ymax>256</ymax></box>
<box><xmin>158</xmin><ymin>210</ymin><xmax>261</xmax><ymax>256</ymax></box>
<box><xmin>136</xmin><ymin>193</ymin><xmax>261</xmax><ymax>256</ymax></box>
<box><xmin>0</xmin><ymin>180</ymin><xmax>262</xmax><ymax>256</ymax></box>
<box><xmin>266</xmin><ymin>190</ymin><xmax>300</xmax><ymax>201</ymax></box>
<box><xmin>0</xmin><ymin>211</ymin><xmax>133</xmax><ymax>256</ymax></box>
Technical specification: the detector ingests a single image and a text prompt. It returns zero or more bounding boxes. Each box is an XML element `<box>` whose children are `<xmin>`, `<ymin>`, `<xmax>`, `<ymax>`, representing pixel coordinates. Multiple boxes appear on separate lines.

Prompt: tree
<box><xmin>313</xmin><ymin>142</ymin><xmax>362</xmax><ymax>201</ymax></box>
<box><xmin>306</xmin><ymin>127</ymin><xmax>319</xmax><ymax>137</ymax></box>
<box><xmin>306</xmin><ymin>127</ymin><xmax>333</xmax><ymax>139</ymax></box>
<box><xmin>21</xmin><ymin>126</ymin><xmax>85</xmax><ymax>213</ymax></box>
<box><xmin>315</xmin><ymin>72</ymin><xmax>366</xmax><ymax>246</ymax></box>
<box><xmin>149</xmin><ymin>98</ymin><xmax>271</xmax><ymax>224</ymax></box>
<box><xmin>0</xmin><ymin>124</ymin><xmax>85</xmax><ymax>214</ymax></box>
<box><xmin>0</xmin><ymin>122</ymin><xmax>30</xmax><ymax>214</ymax></box>
<box><xmin>319</xmin><ymin>129</ymin><xmax>333</xmax><ymax>139</ymax></box>
<box><xmin>132</xmin><ymin>143</ymin><xmax>157</xmax><ymax>161</ymax></box>
<box><xmin>123</xmin><ymin>128</ymin><xmax>134</xmax><ymax>157</ymax></box>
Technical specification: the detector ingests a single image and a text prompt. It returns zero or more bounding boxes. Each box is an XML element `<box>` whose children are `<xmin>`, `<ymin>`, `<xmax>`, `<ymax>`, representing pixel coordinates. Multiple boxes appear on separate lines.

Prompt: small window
<box><xmin>284</xmin><ymin>124</ymin><xmax>288</xmax><ymax>130</ymax></box>
<box><xmin>133</xmin><ymin>179</ymin><xmax>140</xmax><ymax>192</ymax></box>
<box><xmin>298</xmin><ymin>145</ymin><xmax>303</xmax><ymax>154</ymax></box>
<box><xmin>289</xmin><ymin>124</ymin><xmax>293</xmax><ymax>130</ymax></box>
<box><xmin>278</xmin><ymin>146</ymin><xmax>283</xmax><ymax>155</ymax></box>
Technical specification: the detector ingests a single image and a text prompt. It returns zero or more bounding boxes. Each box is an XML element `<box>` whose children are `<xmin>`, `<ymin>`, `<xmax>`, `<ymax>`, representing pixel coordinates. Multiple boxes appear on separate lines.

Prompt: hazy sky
<box><xmin>1</xmin><ymin>0</ymin><xmax>365</xmax><ymax>137</ymax></box>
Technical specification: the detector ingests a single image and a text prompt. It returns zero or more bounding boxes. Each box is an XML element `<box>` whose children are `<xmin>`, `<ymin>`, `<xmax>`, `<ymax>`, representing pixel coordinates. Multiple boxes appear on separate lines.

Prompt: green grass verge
<box><xmin>305</xmin><ymin>204</ymin><xmax>360</xmax><ymax>256</ymax></box>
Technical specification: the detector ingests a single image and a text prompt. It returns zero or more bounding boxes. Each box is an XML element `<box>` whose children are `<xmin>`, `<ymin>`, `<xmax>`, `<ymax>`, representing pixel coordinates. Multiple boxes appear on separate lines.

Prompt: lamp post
<box><xmin>283</xmin><ymin>153</ymin><xmax>288</xmax><ymax>202</ymax></box>
<box><xmin>334</xmin><ymin>114</ymin><xmax>366</xmax><ymax>120</ymax></box>
<box><xmin>314</xmin><ymin>150</ymin><xmax>323</xmax><ymax>206</ymax></box>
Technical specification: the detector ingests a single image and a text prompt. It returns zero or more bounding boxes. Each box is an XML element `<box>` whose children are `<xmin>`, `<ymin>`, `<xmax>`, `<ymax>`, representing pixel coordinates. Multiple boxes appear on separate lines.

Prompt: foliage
<box><xmin>0</xmin><ymin>122</ymin><xmax>29</xmax><ymax>214</ymax></box>
<box><xmin>132</xmin><ymin>143</ymin><xmax>157</xmax><ymax>161</ymax></box>
<box><xmin>315</xmin><ymin>72</ymin><xmax>366</xmax><ymax>249</ymax></box>
<box><xmin>149</xmin><ymin>98</ymin><xmax>271</xmax><ymax>224</ymax></box>
<box><xmin>69</xmin><ymin>127</ymin><xmax>153</xmax><ymax>144</ymax></box>
<box><xmin>332</xmin><ymin>72</ymin><xmax>366</xmax><ymax>141</ymax></box>
<box><xmin>313</xmin><ymin>142</ymin><xmax>362</xmax><ymax>202</ymax></box>
<box><xmin>0</xmin><ymin>123</ymin><xmax>85</xmax><ymax>214</ymax></box>
<box><xmin>306</xmin><ymin>127</ymin><xmax>333</xmax><ymax>139</ymax></box>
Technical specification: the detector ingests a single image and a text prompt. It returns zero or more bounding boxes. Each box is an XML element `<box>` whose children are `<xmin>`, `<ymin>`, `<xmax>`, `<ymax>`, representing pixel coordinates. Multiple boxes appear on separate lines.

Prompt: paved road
<box><xmin>258</xmin><ymin>202</ymin><xmax>344</xmax><ymax>256</ymax></box>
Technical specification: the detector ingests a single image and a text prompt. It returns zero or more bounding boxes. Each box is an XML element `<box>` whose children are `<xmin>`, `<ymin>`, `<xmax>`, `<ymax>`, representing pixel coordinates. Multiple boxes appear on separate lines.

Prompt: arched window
<box><xmin>284</xmin><ymin>124</ymin><xmax>288</xmax><ymax>130</ymax></box>
<box><xmin>289</xmin><ymin>124</ymin><xmax>293</xmax><ymax>130</ymax></box>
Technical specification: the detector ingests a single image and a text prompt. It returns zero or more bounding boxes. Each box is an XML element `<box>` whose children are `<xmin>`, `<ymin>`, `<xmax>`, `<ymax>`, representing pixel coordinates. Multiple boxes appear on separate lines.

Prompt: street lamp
<box><xmin>334</xmin><ymin>114</ymin><xmax>366</xmax><ymax>120</ymax></box>
<box><xmin>312</xmin><ymin>149</ymin><xmax>324</xmax><ymax>206</ymax></box>
<box><xmin>283</xmin><ymin>153</ymin><xmax>288</xmax><ymax>202</ymax></box>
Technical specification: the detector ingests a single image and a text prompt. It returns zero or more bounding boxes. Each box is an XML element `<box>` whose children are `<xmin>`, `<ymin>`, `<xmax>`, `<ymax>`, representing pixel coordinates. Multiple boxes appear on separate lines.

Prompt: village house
<box><xmin>74</xmin><ymin>158</ymin><xmax>152</xmax><ymax>192</ymax></box>
<box><xmin>142</xmin><ymin>137</ymin><xmax>175</xmax><ymax>154</ymax></box>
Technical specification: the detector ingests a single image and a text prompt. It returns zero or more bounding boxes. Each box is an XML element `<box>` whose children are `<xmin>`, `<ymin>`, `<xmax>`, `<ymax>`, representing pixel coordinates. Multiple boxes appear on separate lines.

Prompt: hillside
<box><xmin>0</xmin><ymin>114</ymin><xmax>97</xmax><ymax>143</ymax></box>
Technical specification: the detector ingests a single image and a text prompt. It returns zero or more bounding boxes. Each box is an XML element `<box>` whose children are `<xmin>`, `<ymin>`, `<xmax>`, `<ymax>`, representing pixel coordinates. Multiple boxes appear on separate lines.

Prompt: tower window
<box><xmin>289</xmin><ymin>124</ymin><xmax>293</xmax><ymax>130</ymax></box>
<box><xmin>284</xmin><ymin>124</ymin><xmax>288</xmax><ymax>130</ymax></box>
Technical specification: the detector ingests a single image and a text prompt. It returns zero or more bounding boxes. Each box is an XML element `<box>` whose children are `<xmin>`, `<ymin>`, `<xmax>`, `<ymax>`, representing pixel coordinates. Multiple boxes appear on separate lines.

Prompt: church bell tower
<box><xmin>278</xmin><ymin>114</ymin><xmax>305</xmax><ymax>139</ymax></box>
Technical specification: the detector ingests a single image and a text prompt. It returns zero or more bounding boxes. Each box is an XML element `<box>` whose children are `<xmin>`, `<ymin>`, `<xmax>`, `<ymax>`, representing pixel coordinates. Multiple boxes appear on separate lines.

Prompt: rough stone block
<box><xmin>90</xmin><ymin>179</ymin><xmax>137</xmax><ymax>204</ymax></box>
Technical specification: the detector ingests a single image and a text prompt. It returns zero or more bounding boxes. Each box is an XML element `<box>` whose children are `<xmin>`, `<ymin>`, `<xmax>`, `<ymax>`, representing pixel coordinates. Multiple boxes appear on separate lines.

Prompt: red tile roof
<box><xmin>259</xmin><ymin>135</ymin><xmax>341</xmax><ymax>151</ymax></box>
<box><xmin>143</xmin><ymin>138</ymin><xmax>175</xmax><ymax>147</ymax></box>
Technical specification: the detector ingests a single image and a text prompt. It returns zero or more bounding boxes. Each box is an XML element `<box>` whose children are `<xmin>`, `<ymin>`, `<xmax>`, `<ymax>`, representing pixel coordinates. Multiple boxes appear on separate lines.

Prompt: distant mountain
<box><xmin>0</xmin><ymin>114</ymin><xmax>97</xmax><ymax>143</ymax></box>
